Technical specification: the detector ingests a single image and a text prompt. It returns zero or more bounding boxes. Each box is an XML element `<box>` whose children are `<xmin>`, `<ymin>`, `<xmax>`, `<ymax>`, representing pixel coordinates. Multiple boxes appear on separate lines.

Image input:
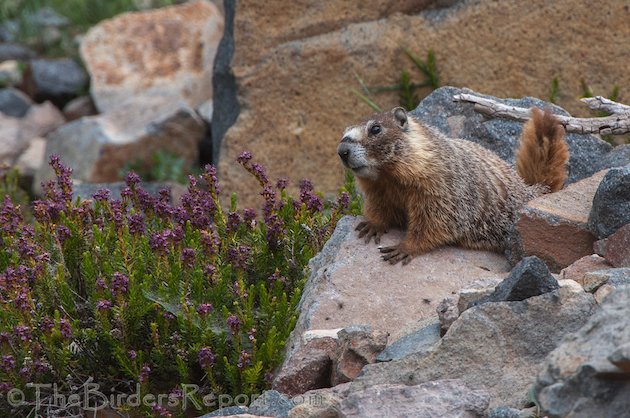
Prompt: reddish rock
<box><xmin>516</xmin><ymin>170</ymin><xmax>607</xmax><ymax>272</ymax></box>
<box><xmin>331</xmin><ymin>326</ymin><xmax>388</xmax><ymax>386</ymax></box>
<box><xmin>560</xmin><ymin>254</ymin><xmax>612</xmax><ymax>286</ymax></box>
<box><xmin>273</xmin><ymin>337</ymin><xmax>338</xmax><ymax>397</ymax></box>
<box><xmin>603</xmin><ymin>223</ymin><xmax>630</xmax><ymax>268</ymax></box>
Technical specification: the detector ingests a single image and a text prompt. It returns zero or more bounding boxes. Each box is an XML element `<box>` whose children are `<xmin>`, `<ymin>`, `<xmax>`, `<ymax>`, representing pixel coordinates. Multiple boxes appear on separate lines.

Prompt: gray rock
<box><xmin>249</xmin><ymin>390</ymin><xmax>293</xmax><ymax>417</ymax></box>
<box><xmin>472</xmin><ymin>256</ymin><xmax>559</xmax><ymax>306</ymax></box>
<box><xmin>411</xmin><ymin>87</ymin><xmax>613</xmax><ymax>184</ymax></box>
<box><xmin>534</xmin><ymin>286</ymin><xmax>630</xmax><ymax>418</ymax></box>
<box><xmin>588</xmin><ymin>166</ymin><xmax>630</xmax><ymax>238</ymax></box>
<box><xmin>35</xmin><ymin>100</ymin><xmax>204</xmax><ymax>193</ymax></box>
<box><xmin>339</xmin><ymin>380</ymin><xmax>490</xmax><ymax>418</ymax></box>
<box><xmin>0</xmin><ymin>87</ymin><xmax>32</xmax><ymax>118</ymax></box>
<box><xmin>353</xmin><ymin>287</ymin><xmax>597</xmax><ymax>409</ymax></box>
<box><xmin>211</xmin><ymin>0</ymin><xmax>239</xmax><ymax>165</ymax></box>
<box><xmin>26</xmin><ymin>58</ymin><xmax>88</xmax><ymax>107</ymax></box>
<box><xmin>596</xmin><ymin>144</ymin><xmax>630</xmax><ymax>171</ymax></box>
<box><xmin>0</xmin><ymin>43</ymin><xmax>36</xmax><ymax>61</ymax></box>
<box><xmin>485</xmin><ymin>406</ymin><xmax>525</xmax><ymax>418</ymax></box>
<box><xmin>376</xmin><ymin>318</ymin><xmax>441</xmax><ymax>362</ymax></box>
<box><xmin>197</xmin><ymin>406</ymin><xmax>249</xmax><ymax>417</ymax></box>
<box><xmin>437</xmin><ymin>295</ymin><xmax>460</xmax><ymax>335</ymax></box>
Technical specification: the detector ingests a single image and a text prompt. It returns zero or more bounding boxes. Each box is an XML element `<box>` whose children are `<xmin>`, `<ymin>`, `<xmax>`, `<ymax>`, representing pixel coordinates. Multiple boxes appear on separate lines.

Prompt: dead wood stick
<box><xmin>453</xmin><ymin>92</ymin><xmax>630</xmax><ymax>136</ymax></box>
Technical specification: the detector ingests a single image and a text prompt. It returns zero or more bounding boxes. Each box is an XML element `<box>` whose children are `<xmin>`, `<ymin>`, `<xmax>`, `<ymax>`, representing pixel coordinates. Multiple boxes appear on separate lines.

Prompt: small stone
<box><xmin>0</xmin><ymin>43</ymin><xmax>36</xmax><ymax>61</ymax></box>
<box><xmin>331</xmin><ymin>325</ymin><xmax>387</xmax><ymax>385</ymax></box>
<box><xmin>437</xmin><ymin>295</ymin><xmax>460</xmax><ymax>336</ymax></box>
<box><xmin>303</xmin><ymin>329</ymin><xmax>342</xmax><ymax>344</ymax></box>
<box><xmin>0</xmin><ymin>87</ymin><xmax>32</xmax><ymax>118</ymax></box>
<box><xmin>557</xmin><ymin>279</ymin><xmax>584</xmax><ymax>294</ymax></box>
<box><xmin>582</xmin><ymin>268</ymin><xmax>630</xmax><ymax>292</ymax></box>
<box><xmin>593</xmin><ymin>238</ymin><xmax>607</xmax><ymax>257</ymax></box>
<box><xmin>472</xmin><ymin>256</ymin><xmax>559</xmax><ymax>306</ymax></box>
<box><xmin>560</xmin><ymin>254</ymin><xmax>611</xmax><ymax>286</ymax></box>
<box><xmin>0</xmin><ymin>61</ymin><xmax>23</xmax><ymax>87</ymax></box>
<box><xmin>457</xmin><ymin>277</ymin><xmax>502</xmax><ymax>312</ymax></box>
<box><xmin>594</xmin><ymin>284</ymin><xmax>614</xmax><ymax>304</ymax></box>
<box><xmin>608</xmin><ymin>343</ymin><xmax>630</xmax><ymax>373</ymax></box>
<box><xmin>376</xmin><ymin>318</ymin><xmax>440</xmax><ymax>362</ymax></box>
<box><xmin>603</xmin><ymin>223</ymin><xmax>630</xmax><ymax>268</ymax></box>
<box><xmin>62</xmin><ymin>95</ymin><xmax>97</xmax><ymax>121</ymax></box>
<box><xmin>486</xmin><ymin>406</ymin><xmax>525</xmax><ymax>418</ymax></box>
<box><xmin>15</xmin><ymin>137</ymin><xmax>46</xmax><ymax>177</ymax></box>
<box><xmin>588</xmin><ymin>166</ymin><xmax>630</xmax><ymax>239</ymax></box>
<box><xmin>24</xmin><ymin>58</ymin><xmax>88</xmax><ymax>107</ymax></box>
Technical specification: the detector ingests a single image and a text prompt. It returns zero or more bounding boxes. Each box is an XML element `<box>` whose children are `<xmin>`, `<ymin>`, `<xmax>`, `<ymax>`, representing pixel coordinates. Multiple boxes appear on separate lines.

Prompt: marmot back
<box><xmin>337</xmin><ymin>107</ymin><xmax>568</xmax><ymax>265</ymax></box>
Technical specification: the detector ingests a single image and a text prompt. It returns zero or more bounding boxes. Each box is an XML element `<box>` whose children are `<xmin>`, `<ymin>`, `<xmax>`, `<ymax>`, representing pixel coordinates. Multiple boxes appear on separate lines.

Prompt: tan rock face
<box><xmin>80</xmin><ymin>0</ymin><xmax>223</xmax><ymax>113</ymax></box>
<box><xmin>218</xmin><ymin>0</ymin><xmax>630</xmax><ymax>207</ymax></box>
<box><xmin>293</xmin><ymin>216</ymin><xmax>510</xmax><ymax>345</ymax></box>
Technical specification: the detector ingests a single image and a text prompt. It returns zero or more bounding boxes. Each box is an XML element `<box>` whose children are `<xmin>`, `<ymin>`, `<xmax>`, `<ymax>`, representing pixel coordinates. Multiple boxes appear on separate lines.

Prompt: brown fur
<box><xmin>516</xmin><ymin>108</ymin><xmax>569</xmax><ymax>192</ymax></box>
<box><xmin>337</xmin><ymin>107</ymin><xmax>569</xmax><ymax>265</ymax></box>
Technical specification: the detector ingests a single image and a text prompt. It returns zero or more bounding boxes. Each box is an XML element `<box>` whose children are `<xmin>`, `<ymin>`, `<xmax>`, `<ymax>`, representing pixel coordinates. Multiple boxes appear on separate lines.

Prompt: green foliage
<box><xmin>352</xmin><ymin>48</ymin><xmax>441</xmax><ymax>112</ymax></box>
<box><xmin>121</xmin><ymin>149</ymin><xmax>196</xmax><ymax>185</ymax></box>
<box><xmin>0</xmin><ymin>167</ymin><xmax>31</xmax><ymax>222</ymax></box>
<box><xmin>0</xmin><ymin>154</ymin><xmax>362</xmax><ymax>417</ymax></box>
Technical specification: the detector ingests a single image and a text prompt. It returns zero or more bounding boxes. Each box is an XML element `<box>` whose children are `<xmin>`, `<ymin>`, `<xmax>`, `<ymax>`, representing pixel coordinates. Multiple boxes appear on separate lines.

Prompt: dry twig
<box><xmin>453</xmin><ymin>92</ymin><xmax>630</xmax><ymax>136</ymax></box>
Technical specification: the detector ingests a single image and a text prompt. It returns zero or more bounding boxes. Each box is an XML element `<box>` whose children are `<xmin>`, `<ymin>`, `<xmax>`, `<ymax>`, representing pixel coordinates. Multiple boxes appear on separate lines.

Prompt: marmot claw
<box><xmin>356</xmin><ymin>221</ymin><xmax>386</xmax><ymax>244</ymax></box>
<box><xmin>379</xmin><ymin>245</ymin><xmax>412</xmax><ymax>265</ymax></box>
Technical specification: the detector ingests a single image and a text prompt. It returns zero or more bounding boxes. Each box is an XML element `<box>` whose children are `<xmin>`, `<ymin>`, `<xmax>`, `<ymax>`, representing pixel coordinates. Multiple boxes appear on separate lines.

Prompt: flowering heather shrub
<box><xmin>0</xmin><ymin>154</ymin><xmax>361</xmax><ymax>417</ymax></box>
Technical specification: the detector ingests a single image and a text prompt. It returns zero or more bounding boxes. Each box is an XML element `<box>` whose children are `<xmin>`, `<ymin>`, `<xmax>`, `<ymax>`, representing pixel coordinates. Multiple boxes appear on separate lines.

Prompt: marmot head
<box><xmin>337</xmin><ymin>107</ymin><xmax>410</xmax><ymax>180</ymax></box>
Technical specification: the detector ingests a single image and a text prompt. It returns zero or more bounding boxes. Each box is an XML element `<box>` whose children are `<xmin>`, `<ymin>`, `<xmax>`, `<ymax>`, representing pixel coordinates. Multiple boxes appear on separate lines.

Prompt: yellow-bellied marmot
<box><xmin>337</xmin><ymin>107</ymin><xmax>569</xmax><ymax>265</ymax></box>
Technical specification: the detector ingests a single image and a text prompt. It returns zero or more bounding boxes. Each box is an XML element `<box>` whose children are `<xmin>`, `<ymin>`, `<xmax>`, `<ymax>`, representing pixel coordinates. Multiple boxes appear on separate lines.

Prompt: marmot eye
<box><xmin>370</xmin><ymin>124</ymin><xmax>381</xmax><ymax>135</ymax></box>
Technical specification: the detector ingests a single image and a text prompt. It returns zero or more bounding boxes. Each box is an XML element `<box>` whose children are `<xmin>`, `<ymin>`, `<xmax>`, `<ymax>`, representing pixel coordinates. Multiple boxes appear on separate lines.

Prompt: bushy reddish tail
<box><xmin>516</xmin><ymin>107</ymin><xmax>569</xmax><ymax>192</ymax></box>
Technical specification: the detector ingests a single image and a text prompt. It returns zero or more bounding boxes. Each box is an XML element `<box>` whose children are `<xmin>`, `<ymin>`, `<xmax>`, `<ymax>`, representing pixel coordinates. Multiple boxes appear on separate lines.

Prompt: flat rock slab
<box><xmin>292</xmin><ymin>216</ymin><xmax>511</xmax><ymax>346</ymax></box>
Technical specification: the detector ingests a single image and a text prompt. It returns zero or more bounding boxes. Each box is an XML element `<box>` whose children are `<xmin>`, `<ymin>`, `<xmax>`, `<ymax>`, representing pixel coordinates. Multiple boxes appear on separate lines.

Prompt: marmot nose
<box><xmin>337</xmin><ymin>143</ymin><xmax>351</xmax><ymax>164</ymax></box>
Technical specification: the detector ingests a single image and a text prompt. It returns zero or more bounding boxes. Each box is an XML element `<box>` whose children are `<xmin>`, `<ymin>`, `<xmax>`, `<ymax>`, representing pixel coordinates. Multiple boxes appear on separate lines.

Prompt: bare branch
<box><xmin>453</xmin><ymin>93</ymin><xmax>630</xmax><ymax>136</ymax></box>
<box><xmin>581</xmin><ymin>96</ymin><xmax>630</xmax><ymax>115</ymax></box>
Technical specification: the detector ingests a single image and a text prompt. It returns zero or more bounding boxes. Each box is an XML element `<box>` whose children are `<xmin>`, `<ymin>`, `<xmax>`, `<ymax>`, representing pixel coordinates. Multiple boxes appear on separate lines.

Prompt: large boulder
<box><xmin>282</xmin><ymin>215</ymin><xmax>511</xmax><ymax>357</ymax></box>
<box><xmin>80</xmin><ymin>0</ymin><xmax>224</xmax><ymax>113</ymax></box>
<box><xmin>534</xmin><ymin>286</ymin><xmax>630</xmax><ymax>418</ymax></box>
<box><xmin>213</xmin><ymin>0</ymin><xmax>630</xmax><ymax>207</ymax></box>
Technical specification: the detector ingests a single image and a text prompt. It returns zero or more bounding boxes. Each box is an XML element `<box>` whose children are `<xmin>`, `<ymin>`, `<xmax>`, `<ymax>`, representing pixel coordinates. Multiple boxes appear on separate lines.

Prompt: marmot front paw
<box><xmin>355</xmin><ymin>221</ymin><xmax>387</xmax><ymax>244</ymax></box>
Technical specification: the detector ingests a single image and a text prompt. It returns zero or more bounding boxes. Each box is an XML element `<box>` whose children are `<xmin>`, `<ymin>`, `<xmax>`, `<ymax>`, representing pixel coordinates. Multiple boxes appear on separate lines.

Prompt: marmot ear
<box><xmin>393</xmin><ymin>107</ymin><xmax>408</xmax><ymax>129</ymax></box>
